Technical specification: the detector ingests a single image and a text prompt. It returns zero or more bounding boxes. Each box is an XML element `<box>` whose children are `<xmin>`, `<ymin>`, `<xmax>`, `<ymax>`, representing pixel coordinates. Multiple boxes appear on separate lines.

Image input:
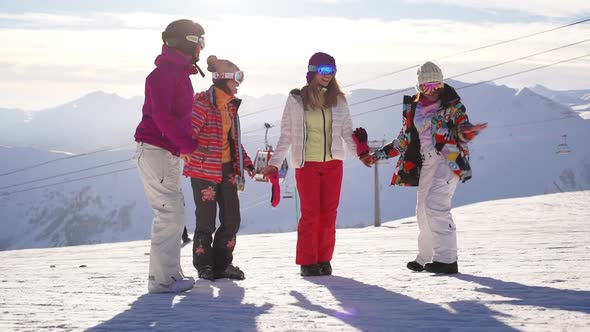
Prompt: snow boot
<box><xmin>198</xmin><ymin>265</ymin><xmax>215</xmax><ymax>281</ymax></box>
<box><xmin>215</xmin><ymin>265</ymin><xmax>245</xmax><ymax>280</ymax></box>
<box><xmin>148</xmin><ymin>276</ymin><xmax>195</xmax><ymax>293</ymax></box>
<box><xmin>319</xmin><ymin>262</ymin><xmax>332</xmax><ymax>276</ymax></box>
<box><xmin>168</xmin><ymin>277</ymin><xmax>195</xmax><ymax>293</ymax></box>
<box><xmin>300</xmin><ymin>264</ymin><xmax>321</xmax><ymax>276</ymax></box>
<box><xmin>406</xmin><ymin>261</ymin><xmax>424</xmax><ymax>272</ymax></box>
<box><xmin>424</xmin><ymin>261</ymin><xmax>458</xmax><ymax>274</ymax></box>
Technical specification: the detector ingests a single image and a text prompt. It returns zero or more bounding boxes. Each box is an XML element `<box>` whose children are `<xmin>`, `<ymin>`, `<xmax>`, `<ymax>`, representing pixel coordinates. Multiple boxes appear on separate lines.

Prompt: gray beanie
<box><xmin>206</xmin><ymin>55</ymin><xmax>239</xmax><ymax>75</ymax></box>
<box><xmin>417</xmin><ymin>61</ymin><xmax>443</xmax><ymax>84</ymax></box>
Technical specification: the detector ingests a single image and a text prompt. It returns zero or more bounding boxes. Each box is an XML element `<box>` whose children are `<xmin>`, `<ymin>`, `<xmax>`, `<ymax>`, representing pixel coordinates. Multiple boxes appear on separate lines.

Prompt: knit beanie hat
<box><xmin>207</xmin><ymin>55</ymin><xmax>240</xmax><ymax>78</ymax></box>
<box><xmin>306</xmin><ymin>52</ymin><xmax>337</xmax><ymax>84</ymax></box>
<box><xmin>417</xmin><ymin>61</ymin><xmax>443</xmax><ymax>85</ymax></box>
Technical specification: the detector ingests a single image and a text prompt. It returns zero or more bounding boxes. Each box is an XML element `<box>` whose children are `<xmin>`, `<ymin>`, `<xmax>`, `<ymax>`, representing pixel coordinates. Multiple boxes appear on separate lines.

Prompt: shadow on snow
<box><xmin>87</xmin><ymin>280</ymin><xmax>271</xmax><ymax>331</ymax></box>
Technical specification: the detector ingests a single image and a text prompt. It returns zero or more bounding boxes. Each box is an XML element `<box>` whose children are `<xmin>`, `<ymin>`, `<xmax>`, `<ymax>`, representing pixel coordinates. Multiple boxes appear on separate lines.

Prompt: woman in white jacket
<box><xmin>263</xmin><ymin>52</ymin><xmax>361</xmax><ymax>276</ymax></box>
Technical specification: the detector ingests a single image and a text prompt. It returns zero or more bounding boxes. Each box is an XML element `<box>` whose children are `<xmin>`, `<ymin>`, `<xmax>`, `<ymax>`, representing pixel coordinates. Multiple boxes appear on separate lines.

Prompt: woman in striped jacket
<box><xmin>263</xmin><ymin>52</ymin><xmax>363</xmax><ymax>277</ymax></box>
<box><xmin>183</xmin><ymin>55</ymin><xmax>255</xmax><ymax>281</ymax></box>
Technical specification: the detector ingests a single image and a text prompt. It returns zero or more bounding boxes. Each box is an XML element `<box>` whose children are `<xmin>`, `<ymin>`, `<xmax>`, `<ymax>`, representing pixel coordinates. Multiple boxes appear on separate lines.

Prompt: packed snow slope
<box><xmin>1</xmin><ymin>191</ymin><xmax>589</xmax><ymax>331</ymax></box>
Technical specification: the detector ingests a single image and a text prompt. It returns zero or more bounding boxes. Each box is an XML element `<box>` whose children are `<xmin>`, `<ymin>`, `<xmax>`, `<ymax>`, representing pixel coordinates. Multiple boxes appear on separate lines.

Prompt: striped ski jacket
<box><xmin>183</xmin><ymin>86</ymin><xmax>253</xmax><ymax>183</ymax></box>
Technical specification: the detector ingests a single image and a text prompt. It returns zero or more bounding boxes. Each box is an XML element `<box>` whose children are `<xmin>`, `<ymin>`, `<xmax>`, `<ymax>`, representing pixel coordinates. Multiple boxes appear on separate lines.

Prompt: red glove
<box><xmin>269</xmin><ymin>172</ymin><xmax>280</xmax><ymax>207</ymax></box>
<box><xmin>352</xmin><ymin>127</ymin><xmax>370</xmax><ymax>156</ymax></box>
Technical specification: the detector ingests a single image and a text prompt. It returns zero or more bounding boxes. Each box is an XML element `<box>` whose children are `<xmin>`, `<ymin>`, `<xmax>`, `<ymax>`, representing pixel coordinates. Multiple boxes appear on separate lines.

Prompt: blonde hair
<box><xmin>301</xmin><ymin>77</ymin><xmax>345</xmax><ymax>110</ymax></box>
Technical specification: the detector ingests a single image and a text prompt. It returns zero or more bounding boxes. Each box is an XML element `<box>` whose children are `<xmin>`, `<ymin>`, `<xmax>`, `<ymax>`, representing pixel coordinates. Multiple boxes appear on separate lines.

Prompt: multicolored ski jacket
<box><xmin>182</xmin><ymin>86</ymin><xmax>253</xmax><ymax>183</ymax></box>
<box><xmin>375</xmin><ymin>84</ymin><xmax>477</xmax><ymax>186</ymax></box>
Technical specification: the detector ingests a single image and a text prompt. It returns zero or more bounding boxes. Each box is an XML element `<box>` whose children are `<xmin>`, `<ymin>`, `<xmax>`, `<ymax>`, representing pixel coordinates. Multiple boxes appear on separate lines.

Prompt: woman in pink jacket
<box><xmin>133</xmin><ymin>19</ymin><xmax>205</xmax><ymax>293</ymax></box>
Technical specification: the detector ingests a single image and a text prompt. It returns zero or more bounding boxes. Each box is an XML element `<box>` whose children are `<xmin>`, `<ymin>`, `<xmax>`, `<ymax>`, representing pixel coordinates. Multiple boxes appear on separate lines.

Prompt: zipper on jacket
<box><xmin>301</xmin><ymin>109</ymin><xmax>307</xmax><ymax>167</ymax></box>
<box><xmin>321</xmin><ymin>108</ymin><xmax>327</xmax><ymax>162</ymax></box>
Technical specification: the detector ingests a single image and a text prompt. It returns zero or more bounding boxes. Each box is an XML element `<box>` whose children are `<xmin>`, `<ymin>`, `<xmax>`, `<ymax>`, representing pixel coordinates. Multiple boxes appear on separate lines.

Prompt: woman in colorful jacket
<box><xmin>263</xmin><ymin>52</ymin><xmax>361</xmax><ymax>277</ymax></box>
<box><xmin>365</xmin><ymin>61</ymin><xmax>487</xmax><ymax>274</ymax></box>
<box><xmin>183</xmin><ymin>55</ymin><xmax>255</xmax><ymax>281</ymax></box>
<box><xmin>133</xmin><ymin>19</ymin><xmax>205</xmax><ymax>293</ymax></box>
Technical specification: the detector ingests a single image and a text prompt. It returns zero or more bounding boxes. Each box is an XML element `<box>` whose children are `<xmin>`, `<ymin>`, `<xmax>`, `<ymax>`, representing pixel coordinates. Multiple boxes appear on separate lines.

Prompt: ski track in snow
<box><xmin>1</xmin><ymin>192</ymin><xmax>589</xmax><ymax>331</ymax></box>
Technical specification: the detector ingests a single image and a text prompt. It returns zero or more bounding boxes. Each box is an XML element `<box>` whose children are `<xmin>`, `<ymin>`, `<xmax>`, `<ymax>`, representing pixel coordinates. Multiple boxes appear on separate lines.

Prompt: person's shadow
<box><xmin>291</xmin><ymin>275</ymin><xmax>517</xmax><ymax>331</ymax></box>
<box><xmin>453</xmin><ymin>274</ymin><xmax>590</xmax><ymax>314</ymax></box>
<box><xmin>87</xmin><ymin>280</ymin><xmax>272</xmax><ymax>331</ymax></box>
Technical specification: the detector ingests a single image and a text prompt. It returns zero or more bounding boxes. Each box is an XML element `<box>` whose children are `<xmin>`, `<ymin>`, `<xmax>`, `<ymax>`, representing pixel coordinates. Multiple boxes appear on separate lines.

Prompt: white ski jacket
<box><xmin>269</xmin><ymin>89</ymin><xmax>358</xmax><ymax>169</ymax></box>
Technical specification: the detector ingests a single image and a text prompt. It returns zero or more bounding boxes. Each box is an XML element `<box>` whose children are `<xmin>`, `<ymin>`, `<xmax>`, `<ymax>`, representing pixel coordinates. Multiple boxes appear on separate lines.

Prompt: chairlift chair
<box><xmin>253</xmin><ymin>123</ymin><xmax>289</xmax><ymax>183</ymax></box>
<box><xmin>556</xmin><ymin>134</ymin><xmax>571</xmax><ymax>154</ymax></box>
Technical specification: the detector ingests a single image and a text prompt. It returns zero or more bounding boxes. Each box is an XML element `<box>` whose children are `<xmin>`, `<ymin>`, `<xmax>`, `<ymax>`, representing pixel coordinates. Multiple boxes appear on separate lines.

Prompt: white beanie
<box><xmin>417</xmin><ymin>61</ymin><xmax>443</xmax><ymax>84</ymax></box>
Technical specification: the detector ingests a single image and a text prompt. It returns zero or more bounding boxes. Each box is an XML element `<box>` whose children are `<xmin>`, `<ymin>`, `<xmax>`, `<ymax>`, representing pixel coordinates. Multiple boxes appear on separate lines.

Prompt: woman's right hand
<box><xmin>262</xmin><ymin>165</ymin><xmax>278</xmax><ymax>176</ymax></box>
<box><xmin>360</xmin><ymin>153</ymin><xmax>376</xmax><ymax>167</ymax></box>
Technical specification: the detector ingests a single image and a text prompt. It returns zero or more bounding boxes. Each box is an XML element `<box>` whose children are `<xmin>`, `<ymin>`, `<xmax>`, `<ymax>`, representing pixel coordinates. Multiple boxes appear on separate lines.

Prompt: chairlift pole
<box><xmin>368</xmin><ymin>139</ymin><xmax>386</xmax><ymax>227</ymax></box>
<box><xmin>373</xmin><ymin>159</ymin><xmax>381</xmax><ymax>227</ymax></box>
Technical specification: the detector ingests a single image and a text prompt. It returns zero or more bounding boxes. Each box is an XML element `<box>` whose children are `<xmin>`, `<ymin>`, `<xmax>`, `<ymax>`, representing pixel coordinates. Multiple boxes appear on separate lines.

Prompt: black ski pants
<box><xmin>190</xmin><ymin>162</ymin><xmax>241</xmax><ymax>273</ymax></box>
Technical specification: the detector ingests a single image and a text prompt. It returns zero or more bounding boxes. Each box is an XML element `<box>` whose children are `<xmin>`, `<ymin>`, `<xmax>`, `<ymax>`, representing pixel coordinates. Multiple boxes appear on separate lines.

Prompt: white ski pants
<box><xmin>415</xmin><ymin>151</ymin><xmax>460</xmax><ymax>265</ymax></box>
<box><xmin>134</xmin><ymin>143</ymin><xmax>186</xmax><ymax>292</ymax></box>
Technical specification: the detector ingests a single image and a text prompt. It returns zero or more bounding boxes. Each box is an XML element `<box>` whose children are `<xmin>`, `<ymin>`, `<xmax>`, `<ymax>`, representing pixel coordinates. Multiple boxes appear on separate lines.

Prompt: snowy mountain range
<box><xmin>1</xmin><ymin>81</ymin><xmax>589</xmax><ymax>251</ymax></box>
<box><xmin>530</xmin><ymin>85</ymin><xmax>590</xmax><ymax>114</ymax></box>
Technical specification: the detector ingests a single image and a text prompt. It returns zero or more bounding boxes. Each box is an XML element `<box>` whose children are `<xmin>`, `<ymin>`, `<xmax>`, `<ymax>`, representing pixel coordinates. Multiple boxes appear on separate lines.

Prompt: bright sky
<box><xmin>0</xmin><ymin>0</ymin><xmax>589</xmax><ymax>110</ymax></box>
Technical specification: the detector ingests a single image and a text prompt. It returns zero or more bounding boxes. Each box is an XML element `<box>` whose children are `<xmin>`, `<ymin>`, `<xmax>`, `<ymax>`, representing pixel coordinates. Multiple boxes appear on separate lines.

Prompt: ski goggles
<box><xmin>308</xmin><ymin>64</ymin><xmax>337</xmax><ymax>75</ymax></box>
<box><xmin>212</xmin><ymin>71</ymin><xmax>245</xmax><ymax>84</ymax></box>
<box><xmin>418</xmin><ymin>81</ymin><xmax>443</xmax><ymax>93</ymax></box>
<box><xmin>186</xmin><ymin>35</ymin><xmax>205</xmax><ymax>49</ymax></box>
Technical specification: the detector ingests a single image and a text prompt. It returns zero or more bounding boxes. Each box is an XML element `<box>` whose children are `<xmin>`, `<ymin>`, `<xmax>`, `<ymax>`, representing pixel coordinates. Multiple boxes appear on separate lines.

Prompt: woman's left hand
<box><xmin>461</xmin><ymin>122</ymin><xmax>488</xmax><ymax>134</ymax></box>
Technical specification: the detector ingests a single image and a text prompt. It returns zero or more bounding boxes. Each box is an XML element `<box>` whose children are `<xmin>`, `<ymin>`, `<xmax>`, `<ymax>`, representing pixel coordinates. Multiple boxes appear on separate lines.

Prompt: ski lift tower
<box><xmin>368</xmin><ymin>139</ymin><xmax>387</xmax><ymax>227</ymax></box>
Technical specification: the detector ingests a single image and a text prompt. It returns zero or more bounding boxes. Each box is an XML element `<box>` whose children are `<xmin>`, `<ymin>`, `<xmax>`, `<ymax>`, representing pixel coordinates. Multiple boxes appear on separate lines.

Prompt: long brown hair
<box><xmin>301</xmin><ymin>77</ymin><xmax>345</xmax><ymax>110</ymax></box>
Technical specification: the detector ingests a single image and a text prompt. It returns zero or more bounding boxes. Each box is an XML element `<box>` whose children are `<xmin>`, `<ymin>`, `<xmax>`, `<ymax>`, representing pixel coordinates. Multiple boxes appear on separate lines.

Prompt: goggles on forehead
<box><xmin>418</xmin><ymin>81</ymin><xmax>443</xmax><ymax>93</ymax></box>
<box><xmin>308</xmin><ymin>64</ymin><xmax>337</xmax><ymax>76</ymax></box>
<box><xmin>186</xmin><ymin>35</ymin><xmax>205</xmax><ymax>49</ymax></box>
<box><xmin>212</xmin><ymin>71</ymin><xmax>245</xmax><ymax>84</ymax></box>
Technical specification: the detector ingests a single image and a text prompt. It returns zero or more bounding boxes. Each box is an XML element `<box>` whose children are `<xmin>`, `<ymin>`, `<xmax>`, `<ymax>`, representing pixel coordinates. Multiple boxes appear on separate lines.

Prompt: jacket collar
<box><xmin>410</xmin><ymin>83</ymin><xmax>461</xmax><ymax>108</ymax></box>
<box><xmin>154</xmin><ymin>45</ymin><xmax>198</xmax><ymax>75</ymax></box>
<box><xmin>207</xmin><ymin>85</ymin><xmax>242</xmax><ymax>110</ymax></box>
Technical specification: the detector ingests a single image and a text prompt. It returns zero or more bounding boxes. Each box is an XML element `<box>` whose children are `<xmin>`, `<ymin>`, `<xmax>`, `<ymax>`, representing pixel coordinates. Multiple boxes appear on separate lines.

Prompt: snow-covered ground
<box><xmin>1</xmin><ymin>191</ymin><xmax>589</xmax><ymax>331</ymax></box>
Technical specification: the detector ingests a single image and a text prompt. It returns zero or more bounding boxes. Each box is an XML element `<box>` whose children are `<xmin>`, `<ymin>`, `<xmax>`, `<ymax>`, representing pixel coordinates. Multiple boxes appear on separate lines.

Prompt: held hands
<box><xmin>360</xmin><ymin>153</ymin><xmax>377</xmax><ymax>168</ymax></box>
<box><xmin>262</xmin><ymin>165</ymin><xmax>278</xmax><ymax>176</ymax></box>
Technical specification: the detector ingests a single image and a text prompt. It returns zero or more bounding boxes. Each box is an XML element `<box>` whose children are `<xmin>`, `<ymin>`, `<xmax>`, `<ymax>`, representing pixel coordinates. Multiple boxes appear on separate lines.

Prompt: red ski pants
<box><xmin>295</xmin><ymin>160</ymin><xmax>343</xmax><ymax>265</ymax></box>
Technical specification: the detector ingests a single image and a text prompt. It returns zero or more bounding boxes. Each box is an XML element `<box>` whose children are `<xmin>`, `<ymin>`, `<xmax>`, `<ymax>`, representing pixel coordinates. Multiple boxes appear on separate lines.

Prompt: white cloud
<box><xmin>404</xmin><ymin>0</ymin><xmax>590</xmax><ymax>18</ymax></box>
<box><xmin>0</xmin><ymin>12</ymin><xmax>589</xmax><ymax>109</ymax></box>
